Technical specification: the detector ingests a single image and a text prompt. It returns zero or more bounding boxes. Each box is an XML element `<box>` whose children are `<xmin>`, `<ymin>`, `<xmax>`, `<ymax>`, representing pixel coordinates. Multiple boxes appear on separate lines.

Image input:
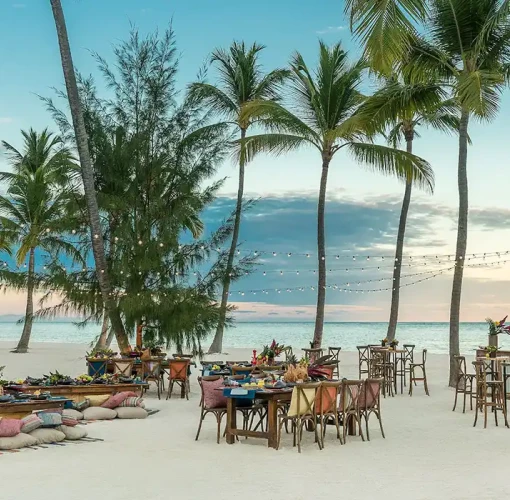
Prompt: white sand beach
<box><xmin>1</xmin><ymin>342</ymin><xmax>509</xmax><ymax>500</ymax></box>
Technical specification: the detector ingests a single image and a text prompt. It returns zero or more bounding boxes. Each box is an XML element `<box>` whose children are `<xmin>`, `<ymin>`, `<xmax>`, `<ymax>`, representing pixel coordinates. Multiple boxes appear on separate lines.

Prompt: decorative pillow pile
<box><xmin>61</xmin><ymin>415</ymin><xmax>78</xmax><ymax>427</ymax></box>
<box><xmin>28</xmin><ymin>428</ymin><xmax>66</xmax><ymax>444</ymax></box>
<box><xmin>63</xmin><ymin>409</ymin><xmax>84</xmax><ymax>421</ymax></box>
<box><xmin>20</xmin><ymin>414</ymin><xmax>43</xmax><ymax>434</ymax></box>
<box><xmin>56</xmin><ymin>425</ymin><xmax>88</xmax><ymax>440</ymax></box>
<box><xmin>72</xmin><ymin>399</ymin><xmax>90</xmax><ymax>411</ymax></box>
<box><xmin>84</xmin><ymin>394</ymin><xmax>110</xmax><ymax>407</ymax></box>
<box><xmin>36</xmin><ymin>407</ymin><xmax>63</xmax><ymax>415</ymax></box>
<box><xmin>82</xmin><ymin>407</ymin><xmax>117</xmax><ymax>420</ymax></box>
<box><xmin>0</xmin><ymin>433</ymin><xmax>38</xmax><ymax>450</ymax></box>
<box><xmin>35</xmin><ymin>412</ymin><xmax>63</xmax><ymax>428</ymax></box>
<box><xmin>117</xmin><ymin>397</ymin><xmax>145</xmax><ymax>408</ymax></box>
<box><xmin>101</xmin><ymin>391</ymin><xmax>137</xmax><ymax>409</ymax></box>
<box><xmin>115</xmin><ymin>407</ymin><xmax>148</xmax><ymax>419</ymax></box>
<box><xmin>0</xmin><ymin>418</ymin><xmax>23</xmax><ymax>438</ymax></box>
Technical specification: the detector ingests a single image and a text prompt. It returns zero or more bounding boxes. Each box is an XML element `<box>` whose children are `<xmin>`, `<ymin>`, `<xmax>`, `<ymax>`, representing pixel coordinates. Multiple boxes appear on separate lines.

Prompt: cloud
<box><xmin>316</xmin><ymin>26</ymin><xmax>346</xmax><ymax>35</ymax></box>
<box><xmin>12</xmin><ymin>3</ymin><xmax>25</xmax><ymax>8</ymax></box>
<box><xmin>0</xmin><ymin>117</ymin><xmax>13</xmax><ymax>124</ymax></box>
<box><xmin>469</xmin><ymin>207</ymin><xmax>510</xmax><ymax>230</ymax></box>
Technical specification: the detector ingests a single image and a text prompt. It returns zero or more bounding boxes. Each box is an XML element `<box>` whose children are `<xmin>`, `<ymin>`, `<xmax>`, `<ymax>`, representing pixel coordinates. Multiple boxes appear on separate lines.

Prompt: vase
<box><xmin>489</xmin><ymin>334</ymin><xmax>499</xmax><ymax>348</ymax></box>
<box><xmin>490</xmin><ymin>351</ymin><xmax>497</xmax><ymax>358</ymax></box>
<box><xmin>381</xmin><ymin>342</ymin><xmax>386</xmax><ymax>347</ymax></box>
<box><xmin>267</xmin><ymin>357</ymin><xmax>275</xmax><ymax>366</ymax></box>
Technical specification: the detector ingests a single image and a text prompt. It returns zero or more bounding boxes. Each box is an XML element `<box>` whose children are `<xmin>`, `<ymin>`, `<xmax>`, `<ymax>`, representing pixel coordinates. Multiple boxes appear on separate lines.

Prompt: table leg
<box><xmin>267</xmin><ymin>399</ymin><xmax>278</xmax><ymax>449</ymax></box>
<box><xmin>504</xmin><ymin>365</ymin><xmax>508</xmax><ymax>413</ymax></box>
<box><xmin>348</xmin><ymin>415</ymin><xmax>356</xmax><ymax>436</ymax></box>
<box><xmin>226</xmin><ymin>398</ymin><xmax>237</xmax><ymax>445</ymax></box>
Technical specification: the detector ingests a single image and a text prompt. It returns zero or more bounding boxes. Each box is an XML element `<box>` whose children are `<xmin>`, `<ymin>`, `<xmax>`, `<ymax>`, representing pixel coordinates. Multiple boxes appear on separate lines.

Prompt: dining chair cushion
<box><xmin>82</xmin><ymin>407</ymin><xmax>117</xmax><ymax>420</ymax></box>
<box><xmin>288</xmin><ymin>388</ymin><xmax>316</xmax><ymax>417</ymax></box>
<box><xmin>0</xmin><ymin>433</ymin><xmax>38</xmax><ymax>450</ymax></box>
<box><xmin>84</xmin><ymin>394</ymin><xmax>110</xmax><ymax>407</ymax></box>
<box><xmin>56</xmin><ymin>425</ymin><xmax>88</xmax><ymax>440</ymax></box>
<box><xmin>115</xmin><ymin>407</ymin><xmax>148</xmax><ymax>419</ymax></box>
<box><xmin>63</xmin><ymin>409</ymin><xmax>84</xmax><ymax>421</ymax></box>
<box><xmin>0</xmin><ymin>418</ymin><xmax>23</xmax><ymax>437</ymax></box>
<box><xmin>20</xmin><ymin>414</ymin><xmax>43</xmax><ymax>434</ymax></box>
<box><xmin>117</xmin><ymin>397</ymin><xmax>145</xmax><ymax>408</ymax></box>
<box><xmin>202</xmin><ymin>378</ymin><xmax>228</xmax><ymax>409</ymax></box>
<box><xmin>101</xmin><ymin>391</ymin><xmax>137</xmax><ymax>409</ymax></box>
<box><xmin>28</xmin><ymin>428</ymin><xmax>66</xmax><ymax>444</ymax></box>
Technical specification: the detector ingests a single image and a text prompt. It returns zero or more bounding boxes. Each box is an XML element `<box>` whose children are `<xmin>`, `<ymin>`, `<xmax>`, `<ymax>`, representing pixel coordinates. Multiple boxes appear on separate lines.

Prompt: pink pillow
<box><xmin>101</xmin><ymin>391</ymin><xmax>137</xmax><ymax>409</ymax></box>
<box><xmin>0</xmin><ymin>418</ymin><xmax>23</xmax><ymax>438</ymax></box>
<box><xmin>202</xmin><ymin>378</ymin><xmax>227</xmax><ymax>409</ymax></box>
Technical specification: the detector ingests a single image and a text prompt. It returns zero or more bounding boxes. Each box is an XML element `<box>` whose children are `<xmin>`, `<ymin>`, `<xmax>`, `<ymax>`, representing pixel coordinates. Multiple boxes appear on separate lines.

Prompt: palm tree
<box><xmin>0</xmin><ymin>130</ymin><xmax>82</xmax><ymax>353</ymax></box>
<box><xmin>188</xmin><ymin>42</ymin><xmax>289</xmax><ymax>353</ymax></box>
<box><xmin>357</xmin><ymin>77</ymin><xmax>460</xmax><ymax>341</ymax></box>
<box><xmin>49</xmin><ymin>0</ymin><xmax>130</xmax><ymax>353</ymax></box>
<box><xmin>241</xmin><ymin>42</ymin><xmax>434</xmax><ymax>348</ymax></box>
<box><xmin>345</xmin><ymin>0</ymin><xmax>510</xmax><ymax>385</ymax></box>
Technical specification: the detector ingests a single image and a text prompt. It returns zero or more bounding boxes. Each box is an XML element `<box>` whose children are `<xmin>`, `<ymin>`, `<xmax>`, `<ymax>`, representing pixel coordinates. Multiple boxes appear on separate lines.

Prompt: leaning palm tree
<box><xmin>346</xmin><ymin>0</ymin><xmax>510</xmax><ymax>385</ymax></box>
<box><xmin>357</xmin><ymin>77</ymin><xmax>460</xmax><ymax>341</ymax></box>
<box><xmin>241</xmin><ymin>42</ymin><xmax>434</xmax><ymax>348</ymax></box>
<box><xmin>49</xmin><ymin>0</ymin><xmax>130</xmax><ymax>353</ymax></box>
<box><xmin>188</xmin><ymin>41</ymin><xmax>289</xmax><ymax>353</ymax></box>
<box><xmin>0</xmin><ymin>133</ymin><xmax>83</xmax><ymax>352</ymax></box>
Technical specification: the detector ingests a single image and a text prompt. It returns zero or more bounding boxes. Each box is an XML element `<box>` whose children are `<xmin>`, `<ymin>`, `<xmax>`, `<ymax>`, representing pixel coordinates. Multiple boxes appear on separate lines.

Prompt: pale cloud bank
<box><xmin>0</xmin><ymin>117</ymin><xmax>14</xmax><ymax>124</ymax></box>
<box><xmin>316</xmin><ymin>26</ymin><xmax>346</xmax><ymax>35</ymax></box>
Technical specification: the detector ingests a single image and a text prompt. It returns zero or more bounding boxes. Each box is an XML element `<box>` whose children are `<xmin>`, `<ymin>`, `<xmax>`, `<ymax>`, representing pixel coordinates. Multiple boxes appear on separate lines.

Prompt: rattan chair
<box><xmin>167</xmin><ymin>359</ymin><xmax>191</xmax><ymax>400</ymax></box>
<box><xmin>328</xmin><ymin>347</ymin><xmax>341</xmax><ymax>379</ymax></box>
<box><xmin>452</xmin><ymin>355</ymin><xmax>476</xmax><ymax>412</ymax></box>
<box><xmin>359</xmin><ymin>378</ymin><xmax>385</xmax><ymax>440</ymax></box>
<box><xmin>277</xmin><ymin>382</ymin><xmax>322</xmax><ymax>453</ymax></box>
<box><xmin>195</xmin><ymin>376</ymin><xmax>227</xmax><ymax>444</ymax></box>
<box><xmin>409</xmin><ymin>349</ymin><xmax>429</xmax><ymax>396</ymax></box>
<box><xmin>472</xmin><ymin>361</ymin><xmax>509</xmax><ymax>429</ymax></box>
<box><xmin>357</xmin><ymin>346</ymin><xmax>370</xmax><ymax>379</ymax></box>
<box><xmin>316</xmin><ymin>380</ymin><xmax>343</xmax><ymax>447</ymax></box>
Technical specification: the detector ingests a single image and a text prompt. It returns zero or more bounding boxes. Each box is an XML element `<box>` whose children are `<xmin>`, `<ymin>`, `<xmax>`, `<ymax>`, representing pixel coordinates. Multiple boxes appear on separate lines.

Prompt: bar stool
<box><xmin>357</xmin><ymin>346</ymin><xmax>370</xmax><ymax>379</ymax></box>
<box><xmin>403</xmin><ymin>344</ymin><xmax>415</xmax><ymax>386</ymax></box>
<box><xmin>370</xmin><ymin>349</ymin><xmax>394</xmax><ymax>398</ymax></box>
<box><xmin>328</xmin><ymin>347</ymin><xmax>341</xmax><ymax>378</ymax></box>
<box><xmin>452</xmin><ymin>355</ymin><xmax>476</xmax><ymax>412</ymax></box>
<box><xmin>408</xmin><ymin>349</ymin><xmax>429</xmax><ymax>396</ymax></box>
<box><xmin>472</xmin><ymin>361</ymin><xmax>509</xmax><ymax>428</ymax></box>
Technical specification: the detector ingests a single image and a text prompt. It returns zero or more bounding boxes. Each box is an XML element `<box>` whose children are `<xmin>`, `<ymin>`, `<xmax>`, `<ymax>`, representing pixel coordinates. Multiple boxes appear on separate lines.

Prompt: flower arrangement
<box><xmin>486</xmin><ymin>316</ymin><xmax>510</xmax><ymax>336</ymax></box>
<box><xmin>381</xmin><ymin>338</ymin><xmax>388</xmax><ymax>347</ymax></box>
<box><xmin>480</xmin><ymin>345</ymin><xmax>501</xmax><ymax>357</ymax></box>
<box><xmin>86</xmin><ymin>347</ymin><xmax>117</xmax><ymax>359</ymax></box>
<box><xmin>257</xmin><ymin>339</ymin><xmax>286</xmax><ymax>364</ymax></box>
<box><xmin>390</xmin><ymin>339</ymin><xmax>399</xmax><ymax>348</ymax></box>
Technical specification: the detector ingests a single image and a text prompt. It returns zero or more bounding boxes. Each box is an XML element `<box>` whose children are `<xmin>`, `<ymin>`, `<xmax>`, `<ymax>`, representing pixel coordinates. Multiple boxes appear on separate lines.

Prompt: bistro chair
<box><xmin>403</xmin><ymin>344</ymin><xmax>415</xmax><ymax>386</ymax></box>
<box><xmin>283</xmin><ymin>346</ymin><xmax>294</xmax><ymax>363</ymax></box>
<box><xmin>339</xmin><ymin>379</ymin><xmax>365</xmax><ymax>443</ymax></box>
<box><xmin>167</xmin><ymin>359</ymin><xmax>191</xmax><ymax>400</ymax></box>
<box><xmin>113</xmin><ymin>359</ymin><xmax>134</xmax><ymax>378</ymax></box>
<box><xmin>472</xmin><ymin>360</ymin><xmax>509</xmax><ymax>429</ymax></box>
<box><xmin>408</xmin><ymin>349</ymin><xmax>429</xmax><ymax>396</ymax></box>
<box><xmin>359</xmin><ymin>378</ymin><xmax>385</xmax><ymax>441</ymax></box>
<box><xmin>142</xmin><ymin>358</ymin><xmax>163</xmax><ymax>400</ymax></box>
<box><xmin>357</xmin><ymin>346</ymin><xmax>370</xmax><ymax>379</ymax></box>
<box><xmin>316</xmin><ymin>380</ymin><xmax>343</xmax><ymax>447</ymax></box>
<box><xmin>195</xmin><ymin>376</ymin><xmax>228</xmax><ymax>444</ymax></box>
<box><xmin>370</xmin><ymin>349</ymin><xmax>394</xmax><ymax>398</ymax></box>
<box><xmin>277</xmin><ymin>382</ymin><xmax>322</xmax><ymax>453</ymax></box>
<box><xmin>87</xmin><ymin>358</ymin><xmax>108</xmax><ymax>378</ymax></box>
<box><xmin>302</xmin><ymin>348</ymin><xmax>324</xmax><ymax>364</ymax></box>
<box><xmin>452</xmin><ymin>355</ymin><xmax>476</xmax><ymax>413</ymax></box>
<box><xmin>328</xmin><ymin>347</ymin><xmax>341</xmax><ymax>379</ymax></box>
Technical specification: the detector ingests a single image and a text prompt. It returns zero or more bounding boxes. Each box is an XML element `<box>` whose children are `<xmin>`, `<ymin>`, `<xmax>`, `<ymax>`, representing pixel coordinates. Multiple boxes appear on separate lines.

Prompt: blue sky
<box><xmin>0</xmin><ymin>0</ymin><xmax>509</xmax><ymax>322</ymax></box>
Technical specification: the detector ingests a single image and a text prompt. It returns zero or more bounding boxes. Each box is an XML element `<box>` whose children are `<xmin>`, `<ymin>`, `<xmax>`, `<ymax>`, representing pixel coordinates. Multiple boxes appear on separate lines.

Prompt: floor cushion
<box><xmin>0</xmin><ymin>418</ymin><xmax>23</xmax><ymax>437</ymax></box>
<box><xmin>56</xmin><ymin>425</ymin><xmax>88</xmax><ymax>440</ymax></box>
<box><xmin>0</xmin><ymin>433</ymin><xmax>38</xmax><ymax>450</ymax></box>
<box><xmin>72</xmin><ymin>399</ymin><xmax>90</xmax><ymax>411</ymax></box>
<box><xmin>35</xmin><ymin>411</ymin><xmax>63</xmax><ymax>428</ymax></box>
<box><xmin>82</xmin><ymin>407</ymin><xmax>117</xmax><ymax>420</ymax></box>
<box><xmin>83</xmin><ymin>394</ymin><xmax>110</xmax><ymax>407</ymax></box>
<box><xmin>61</xmin><ymin>415</ymin><xmax>78</xmax><ymax>427</ymax></box>
<box><xmin>63</xmin><ymin>409</ymin><xmax>84</xmax><ymax>421</ymax></box>
<box><xmin>118</xmin><ymin>397</ymin><xmax>145</xmax><ymax>408</ymax></box>
<box><xmin>20</xmin><ymin>414</ymin><xmax>43</xmax><ymax>434</ymax></box>
<box><xmin>115</xmin><ymin>407</ymin><xmax>148</xmax><ymax>419</ymax></box>
<box><xmin>28</xmin><ymin>428</ymin><xmax>66</xmax><ymax>444</ymax></box>
<box><xmin>101</xmin><ymin>391</ymin><xmax>136</xmax><ymax>409</ymax></box>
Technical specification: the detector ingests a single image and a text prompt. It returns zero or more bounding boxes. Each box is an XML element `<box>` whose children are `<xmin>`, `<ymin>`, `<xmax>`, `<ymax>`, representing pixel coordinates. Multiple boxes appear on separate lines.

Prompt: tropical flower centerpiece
<box><xmin>480</xmin><ymin>345</ymin><xmax>501</xmax><ymax>358</ymax></box>
<box><xmin>485</xmin><ymin>316</ymin><xmax>510</xmax><ymax>348</ymax></box>
<box><xmin>86</xmin><ymin>347</ymin><xmax>117</xmax><ymax>359</ymax></box>
<box><xmin>390</xmin><ymin>339</ymin><xmax>399</xmax><ymax>349</ymax></box>
<box><xmin>257</xmin><ymin>340</ymin><xmax>286</xmax><ymax>365</ymax></box>
<box><xmin>381</xmin><ymin>338</ymin><xmax>388</xmax><ymax>347</ymax></box>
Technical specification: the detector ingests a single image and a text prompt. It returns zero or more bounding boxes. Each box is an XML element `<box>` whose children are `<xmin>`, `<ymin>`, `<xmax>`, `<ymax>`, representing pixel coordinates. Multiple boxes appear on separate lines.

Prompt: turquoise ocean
<box><xmin>0</xmin><ymin>321</ymin><xmax>497</xmax><ymax>355</ymax></box>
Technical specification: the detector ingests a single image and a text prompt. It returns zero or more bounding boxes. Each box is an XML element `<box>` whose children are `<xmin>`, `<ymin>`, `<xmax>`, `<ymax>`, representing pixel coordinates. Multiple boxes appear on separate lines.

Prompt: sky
<box><xmin>0</xmin><ymin>0</ymin><xmax>509</xmax><ymax>322</ymax></box>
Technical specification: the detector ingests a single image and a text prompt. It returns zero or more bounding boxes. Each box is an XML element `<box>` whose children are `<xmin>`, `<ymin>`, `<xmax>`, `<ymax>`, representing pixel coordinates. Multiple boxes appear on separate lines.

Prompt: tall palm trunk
<box><xmin>13</xmin><ymin>248</ymin><xmax>35</xmax><ymax>353</ymax></box>
<box><xmin>50</xmin><ymin>0</ymin><xmax>129</xmax><ymax>353</ymax></box>
<box><xmin>387</xmin><ymin>134</ymin><xmax>414</xmax><ymax>341</ymax></box>
<box><xmin>94</xmin><ymin>311</ymin><xmax>109</xmax><ymax>350</ymax></box>
<box><xmin>208</xmin><ymin>128</ymin><xmax>246</xmax><ymax>354</ymax></box>
<box><xmin>313</xmin><ymin>157</ymin><xmax>330</xmax><ymax>348</ymax></box>
<box><xmin>449</xmin><ymin>109</ymin><xmax>470</xmax><ymax>387</ymax></box>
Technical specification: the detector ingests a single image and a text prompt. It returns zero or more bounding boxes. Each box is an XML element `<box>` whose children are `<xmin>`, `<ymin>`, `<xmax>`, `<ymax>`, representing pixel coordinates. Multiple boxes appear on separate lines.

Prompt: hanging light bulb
<box><xmin>272</xmin><ymin>252</ymin><xmax>277</xmax><ymax>256</ymax></box>
<box><xmin>71</xmin><ymin>229</ymin><xmax>76</xmax><ymax>234</ymax></box>
<box><xmin>335</xmin><ymin>255</ymin><xmax>339</xmax><ymax>259</ymax></box>
<box><xmin>352</xmin><ymin>256</ymin><xmax>356</xmax><ymax>260</ymax></box>
<box><xmin>94</xmin><ymin>234</ymin><xmax>99</xmax><ymax>239</ymax></box>
<box><xmin>46</xmin><ymin>228</ymin><xmax>50</xmax><ymax>233</ymax></box>
<box><xmin>254</xmin><ymin>251</ymin><xmax>258</xmax><ymax>256</ymax></box>
<box><xmin>306</xmin><ymin>253</ymin><xmax>310</xmax><ymax>258</ymax></box>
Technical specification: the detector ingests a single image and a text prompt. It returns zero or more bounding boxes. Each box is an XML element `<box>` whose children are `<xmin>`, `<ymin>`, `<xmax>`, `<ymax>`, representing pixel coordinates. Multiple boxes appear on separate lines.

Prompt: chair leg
<box><xmin>166</xmin><ymin>380</ymin><xmax>172</xmax><ymax>400</ymax></box>
<box><xmin>364</xmin><ymin>412</ymin><xmax>370</xmax><ymax>441</ymax></box>
<box><xmin>195</xmin><ymin>412</ymin><xmax>205</xmax><ymax>441</ymax></box>
<box><xmin>423</xmin><ymin>367</ymin><xmax>430</xmax><ymax>396</ymax></box>
<box><xmin>377</xmin><ymin>411</ymin><xmax>386</xmax><ymax>438</ymax></box>
<box><xmin>409</xmin><ymin>367</ymin><xmax>414</xmax><ymax>396</ymax></box>
<box><xmin>453</xmin><ymin>379</ymin><xmax>459</xmax><ymax>411</ymax></box>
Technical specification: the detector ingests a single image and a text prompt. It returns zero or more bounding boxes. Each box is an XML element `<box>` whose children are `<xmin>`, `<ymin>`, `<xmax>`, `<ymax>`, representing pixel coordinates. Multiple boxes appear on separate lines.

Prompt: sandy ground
<box><xmin>1</xmin><ymin>341</ymin><xmax>509</xmax><ymax>500</ymax></box>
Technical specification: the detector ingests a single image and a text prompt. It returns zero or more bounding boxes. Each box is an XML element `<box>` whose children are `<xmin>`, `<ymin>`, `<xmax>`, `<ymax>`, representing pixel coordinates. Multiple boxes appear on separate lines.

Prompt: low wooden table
<box><xmin>6</xmin><ymin>383</ymin><xmax>148</xmax><ymax>403</ymax></box>
<box><xmin>0</xmin><ymin>399</ymin><xmax>71</xmax><ymax>419</ymax></box>
<box><xmin>225</xmin><ymin>389</ymin><xmax>292</xmax><ymax>449</ymax></box>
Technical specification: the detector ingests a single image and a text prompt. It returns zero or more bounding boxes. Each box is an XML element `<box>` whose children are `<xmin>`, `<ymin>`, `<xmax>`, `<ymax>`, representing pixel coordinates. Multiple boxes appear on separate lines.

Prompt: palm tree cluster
<box><xmin>0</xmin><ymin>1</ymin><xmax>507</xmax><ymax>387</ymax></box>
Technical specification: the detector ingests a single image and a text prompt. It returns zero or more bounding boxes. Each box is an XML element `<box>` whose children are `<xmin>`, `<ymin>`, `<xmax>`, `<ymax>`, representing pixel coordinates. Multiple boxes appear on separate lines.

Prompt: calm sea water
<box><xmin>0</xmin><ymin>321</ymin><xmax>496</xmax><ymax>355</ymax></box>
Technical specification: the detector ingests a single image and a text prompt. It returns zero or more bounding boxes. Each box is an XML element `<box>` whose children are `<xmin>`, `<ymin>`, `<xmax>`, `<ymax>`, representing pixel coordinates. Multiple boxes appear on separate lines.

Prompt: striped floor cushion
<box><xmin>117</xmin><ymin>397</ymin><xmax>145</xmax><ymax>408</ymax></box>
